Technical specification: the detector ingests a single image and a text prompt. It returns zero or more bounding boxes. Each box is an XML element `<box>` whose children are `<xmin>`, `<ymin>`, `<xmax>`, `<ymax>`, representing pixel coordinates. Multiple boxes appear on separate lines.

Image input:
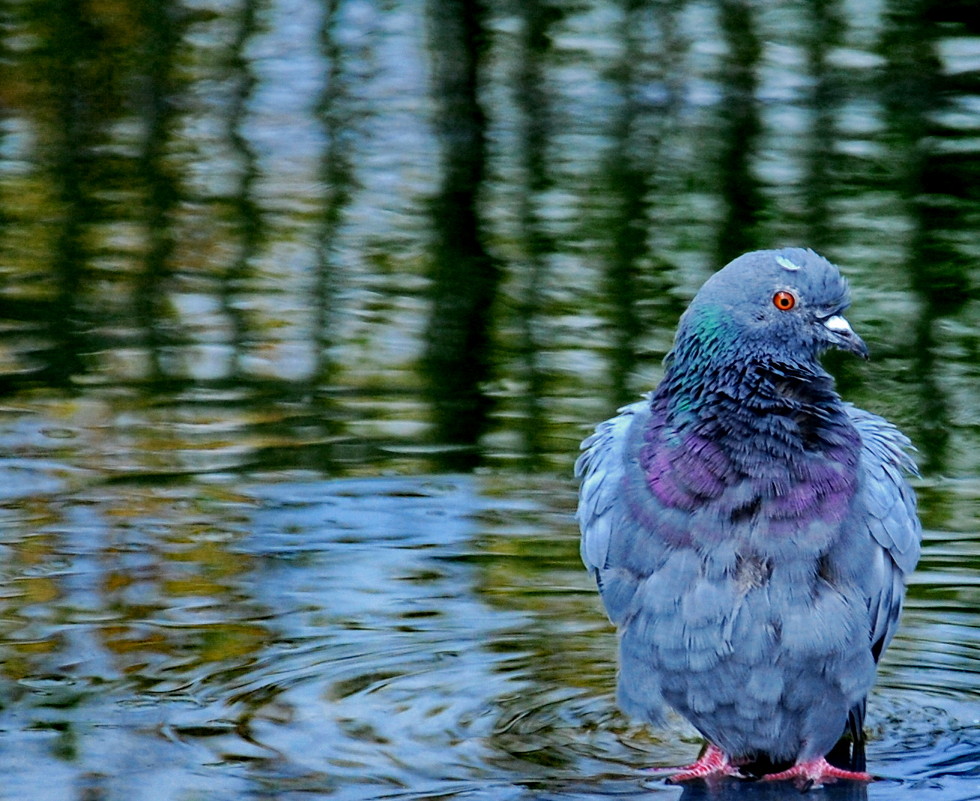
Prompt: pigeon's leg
<box><xmin>648</xmin><ymin>744</ymin><xmax>744</xmax><ymax>782</ymax></box>
<box><xmin>761</xmin><ymin>757</ymin><xmax>873</xmax><ymax>787</ymax></box>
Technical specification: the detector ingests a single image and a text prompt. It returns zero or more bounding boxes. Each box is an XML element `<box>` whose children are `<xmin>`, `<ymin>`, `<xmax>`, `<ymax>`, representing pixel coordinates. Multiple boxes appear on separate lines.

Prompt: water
<box><xmin>1</xmin><ymin>0</ymin><xmax>979</xmax><ymax>799</ymax></box>
<box><xmin>2</xmin><ymin>471</ymin><xmax>979</xmax><ymax>800</ymax></box>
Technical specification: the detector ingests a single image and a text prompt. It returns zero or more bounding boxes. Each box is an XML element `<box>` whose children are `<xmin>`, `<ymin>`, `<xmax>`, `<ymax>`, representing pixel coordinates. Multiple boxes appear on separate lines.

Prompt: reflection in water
<box><xmin>878</xmin><ymin>0</ymin><xmax>975</xmax><ymax>474</ymax></box>
<box><xmin>676</xmin><ymin>776</ymin><xmax>868</xmax><ymax>801</ymax></box>
<box><xmin>601</xmin><ymin>0</ymin><xmax>656</xmax><ymax>406</ymax></box>
<box><xmin>590</xmin><ymin>1</ymin><xmax>689</xmax><ymax>408</ymax></box>
<box><xmin>312</xmin><ymin>0</ymin><xmax>351</xmax><ymax>388</ymax></box>
<box><xmin>801</xmin><ymin>0</ymin><xmax>845</xmax><ymax>252</ymax></box>
<box><xmin>423</xmin><ymin>0</ymin><xmax>499</xmax><ymax>466</ymax></box>
<box><xmin>223</xmin><ymin>0</ymin><xmax>265</xmax><ymax>380</ymax></box>
<box><xmin>511</xmin><ymin>0</ymin><xmax>561</xmax><ymax>462</ymax></box>
<box><xmin>133</xmin><ymin>0</ymin><xmax>182</xmax><ymax>383</ymax></box>
<box><xmin>30</xmin><ymin>0</ymin><xmax>108</xmax><ymax>386</ymax></box>
<box><xmin>0</xmin><ymin>0</ymin><xmax>972</xmax><ymax>475</ymax></box>
<box><xmin>714</xmin><ymin>0</ymin><xmax>763</xmax><ymax>265</ymax></box>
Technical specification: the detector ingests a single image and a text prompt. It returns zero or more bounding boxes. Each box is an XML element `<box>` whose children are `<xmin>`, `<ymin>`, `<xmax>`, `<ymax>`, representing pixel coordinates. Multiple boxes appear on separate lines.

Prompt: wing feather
<box><xmin>575</xmin><ymin>398</ymin><xmax>672</xmax><ymax>629</ymax></box>
<box><xmin>574</xmin><ymin>399</ymin><xmax>647</xmax><ymax>577</ymax></box>
<box><xmin>844</xmin><ymin>405</ymin><xmax>921</xmax><ymax>660</ymax></box>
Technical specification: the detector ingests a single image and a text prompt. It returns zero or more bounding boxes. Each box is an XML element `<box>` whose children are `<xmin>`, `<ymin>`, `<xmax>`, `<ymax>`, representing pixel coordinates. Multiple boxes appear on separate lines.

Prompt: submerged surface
<box><xmin>1</xmin><ymin>0</ymin><xmax>979</xmax><ymax>799</ymax></box>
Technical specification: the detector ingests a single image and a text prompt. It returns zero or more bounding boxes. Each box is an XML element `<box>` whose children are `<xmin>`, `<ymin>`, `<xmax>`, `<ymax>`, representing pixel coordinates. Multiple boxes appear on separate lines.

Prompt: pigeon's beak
<box><xmin>823</xmin><ymin>315</ymin><xmax>869</xmax><ymax>359</ymax></box>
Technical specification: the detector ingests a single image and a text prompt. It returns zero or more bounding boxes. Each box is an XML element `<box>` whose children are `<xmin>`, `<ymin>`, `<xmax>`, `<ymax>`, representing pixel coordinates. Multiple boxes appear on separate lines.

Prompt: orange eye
<box><xmin>773</xmin><ymin>290</ymin><xmax>796</xmax><ymax>311</ymax></box>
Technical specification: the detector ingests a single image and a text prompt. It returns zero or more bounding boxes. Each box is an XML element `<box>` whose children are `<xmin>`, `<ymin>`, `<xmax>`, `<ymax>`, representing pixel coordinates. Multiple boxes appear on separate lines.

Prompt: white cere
<box><xmin>823</xmin><ymin>315</ymin><xmax>854</xmax><ymax>334</ymax></box>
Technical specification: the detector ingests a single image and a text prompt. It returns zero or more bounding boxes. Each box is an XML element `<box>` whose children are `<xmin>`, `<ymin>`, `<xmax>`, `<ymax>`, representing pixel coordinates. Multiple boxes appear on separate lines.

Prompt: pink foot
<box><xmin>762</xmin><ymin>757</ymin><xmax>874</xmax><ymax>787</ymax></box>
<box><xmin>648</xmin><ymin>744</ymin><xmax>744</xmax><ymax>782</ymax></box>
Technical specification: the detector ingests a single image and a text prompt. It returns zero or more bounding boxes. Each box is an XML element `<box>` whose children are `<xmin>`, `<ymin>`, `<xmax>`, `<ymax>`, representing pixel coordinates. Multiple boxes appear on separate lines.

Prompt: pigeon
<box><xmin>575</xmin><ymin>248</ymin><xmax>920</xmax><ymax>786</ymax></box>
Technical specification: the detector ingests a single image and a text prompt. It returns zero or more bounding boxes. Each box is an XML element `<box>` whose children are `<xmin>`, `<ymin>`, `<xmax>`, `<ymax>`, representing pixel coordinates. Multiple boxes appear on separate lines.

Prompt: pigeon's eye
<box><xmin>773</xmin><ymin>290</ymin><xmax>796</xmax><ymax>311</ymax></box>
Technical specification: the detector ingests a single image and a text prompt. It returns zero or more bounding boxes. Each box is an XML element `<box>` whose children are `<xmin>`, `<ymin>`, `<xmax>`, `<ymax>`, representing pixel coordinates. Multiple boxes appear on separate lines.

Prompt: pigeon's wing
<box><xmin>825</xmin><ymin>407</ymin><xmax>920</xmax><ymax>771</ymax></box>
<box><xmin>575</xmin><ymin>398</ymin><xmax>677</xmax><ymax>626</ymax></box>
<box><xmin>575</xmin><ymin>403</ymin><xmax>636</xmax><ymax>583</ymax></box>
<box><xmin>575</xmin><ymin>400</ymin><xmax>693</xmax><ymax>600</ymax></box>
<box><xmin>575</xmin><ymin>399</ymin><xmax>643</xmax><ymax>626</ymax></box>
<box><xmin>845</xmin><ymin>405</ymin><xmax>921</xmax><ymax>663</ymax></box>
<box><xmin>576</xmin><ymin>398</ymin><xmax>682</xmax><ymax>723</ymax></box>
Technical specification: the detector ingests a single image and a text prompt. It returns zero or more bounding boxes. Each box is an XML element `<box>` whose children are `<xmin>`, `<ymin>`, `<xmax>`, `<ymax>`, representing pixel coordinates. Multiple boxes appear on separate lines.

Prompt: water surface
<box><xmin>1</xmin><ymin>0</ymin><xmax>979</xmax><ymax>799</ymax></box>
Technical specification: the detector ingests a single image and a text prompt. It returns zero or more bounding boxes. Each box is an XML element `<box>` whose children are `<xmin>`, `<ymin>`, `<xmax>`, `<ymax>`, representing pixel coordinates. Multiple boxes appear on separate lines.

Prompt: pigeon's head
<box><xmin>675</xmin><ymin>248</ymin><xmax>868</xmax><ymax>369</ymax></box>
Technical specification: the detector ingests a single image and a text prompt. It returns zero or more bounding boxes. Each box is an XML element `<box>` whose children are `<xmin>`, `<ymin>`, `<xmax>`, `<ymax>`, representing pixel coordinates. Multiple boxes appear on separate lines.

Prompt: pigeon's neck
<box><xmin>641</xmin><ymin>344</ymin><xmax>861</xmax><ymax>527</ymax></box>
<box><xmin>656</xmin><ymin>355</ymin><xmax>846</xmax><ymax>446</ymax></box>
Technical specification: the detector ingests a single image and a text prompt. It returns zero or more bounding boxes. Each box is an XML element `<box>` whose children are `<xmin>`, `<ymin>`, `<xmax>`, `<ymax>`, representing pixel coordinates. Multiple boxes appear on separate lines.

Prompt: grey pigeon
<box><xmin>575</xmin><ymin>248</ymin><xmax>920</xmax><ymax>785</ymax></box>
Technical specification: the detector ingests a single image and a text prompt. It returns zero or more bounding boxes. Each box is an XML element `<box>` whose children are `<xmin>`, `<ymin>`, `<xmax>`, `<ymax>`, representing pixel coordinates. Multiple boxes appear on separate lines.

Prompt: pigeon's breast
<box><xmin>609</xmin><ymin>399</ymin><xmax>880</xmax><ymax>763</ymax></box>
<box><xmin>639</xmin><ymin>421</ymin><xmax>861</xmax><ymax>556</ymax></box>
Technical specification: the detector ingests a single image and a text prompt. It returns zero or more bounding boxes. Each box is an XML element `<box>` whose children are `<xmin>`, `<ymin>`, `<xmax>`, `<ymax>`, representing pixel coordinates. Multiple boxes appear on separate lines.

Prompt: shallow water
<box><xmin>1</xmin><ymin>463</ymin><xmax>979</xmax><ymax>800</ymax></box>
<box><xmin>1</xmin><ymin>0</ymin><xmax>980</xmax><ymax>799</ymax></box>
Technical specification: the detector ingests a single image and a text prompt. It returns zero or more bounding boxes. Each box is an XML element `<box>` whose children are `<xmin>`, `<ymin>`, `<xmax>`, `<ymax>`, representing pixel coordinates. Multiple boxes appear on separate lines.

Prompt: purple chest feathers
<box><xmin>639</xmin><ymin>415</ymin><xmax>861</xmax><ymax>538</ymax></box>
